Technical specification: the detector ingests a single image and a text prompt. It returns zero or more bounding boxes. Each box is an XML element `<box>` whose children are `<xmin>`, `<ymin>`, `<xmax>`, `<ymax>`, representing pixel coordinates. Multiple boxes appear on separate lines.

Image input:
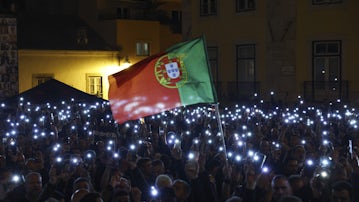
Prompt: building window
<box><xmin>312</xmin><ymin>0</ymin><xmax>342</xmax><ymax>5</ymax></box>
<box><xmin>32</xmin><ymin>74</ymin><xmax>54</xmax><ymax>87</ymax></box>
<box><xmin>236</xmin><ymin>0</ymin><xmax>256</xmax><ymax>12</ymax></box>
<box><xmin>200</xmin><ymin>0</ymin><xmax>217</xmax><ymax>16</ymax></box>
<box><xmin>86</xmin><ymin>74</ymin><xmax>103</xmax><ymax>98</ymax></box>
<box><xmin>117</xmin><ymin>7</ymin><xmax>129</xmax><ymax>19</ymax></box>
<box><xmin>171</xmin><ymin>10</ymin><xmax>182</xmax><ymax>33</ymax></box>
<box><xmin>136</xmin><ymin>42</ymin><xmax>150</xmax><ymax>56</ymax></box>
<box><xmin>312</xmin><ymin>40</ymin><xmax>341</xmax><ymax>89</ymax></box>
<box><xmin>171</xmin><ymin>10</ymin><xmax>182</xmax><ymax>23</ymax></box>
<box><xmin>76</xmin><ymin>27</ymin><xmax>88</xmax><ymax>46</ymax></box>
<box><xmin>236</xmin><ymin>44</ymin><xmax>255</xmax><ymax>82</ymax></box>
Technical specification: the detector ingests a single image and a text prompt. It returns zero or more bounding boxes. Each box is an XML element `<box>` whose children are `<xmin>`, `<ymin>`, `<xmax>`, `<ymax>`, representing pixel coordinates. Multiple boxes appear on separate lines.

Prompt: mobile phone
<box><xmin>11</xmin><ymin>174</ymin><xmax>21</xmax><ymax>183</ymax></box>
<box><xmin>252</xmin><ymin>152</ymin><xmax>267</xmax><ymax>172</ymax></box>
<box><xmin>139</xmin><ymin>118</ymin><xmax>145</xmax><ymax>125</ymax></box>
<box><xmin>349</xmin><ymin>140</ymin><xmax>353</xmax><ymax>159</ymax></box>
<box><xmin>188</xmin><ymin>151</ymin><xmax>199</xmax><ymax>161</ymax></box>
<box><xmin>159</xmin><ymin>127</ymin><xmax>164</xmax><ymax>136</ymax></box>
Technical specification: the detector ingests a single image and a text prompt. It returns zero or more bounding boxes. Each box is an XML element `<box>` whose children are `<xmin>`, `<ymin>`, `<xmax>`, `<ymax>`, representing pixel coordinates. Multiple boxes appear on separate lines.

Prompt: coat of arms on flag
<box><xmin>165</xmin><ymin>62</ymin><xmax>180</xmax><ymax>79</ymax></box>
<box><xmin>155</xmin><ymin>54</ymin><xmax>188</xmax><ymax>88</ymax></box>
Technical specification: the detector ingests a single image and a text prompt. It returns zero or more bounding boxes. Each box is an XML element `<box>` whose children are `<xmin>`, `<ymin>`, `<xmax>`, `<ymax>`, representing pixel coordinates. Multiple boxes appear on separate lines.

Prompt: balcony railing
<box><xmin>98</xmin><ymin>10</ymin><xmax>155</xmax><ymax>21</ymax></box>
<box><xmin>303</xmin><ymin>80</ymin><xmax>349</xmax><ymax>102</ymax></box>
<box><xmin>227</xmin><ymin>81</ymin><xmax>260</xmax><ymax>102</ymax></box>
<box><xmin>98</xmin><ymin>8</ymin><xmax>181</xmax><ymax>33</ymax></box>
<box><xmin>212</xmin><ymin>81</ymin><xmax>223</xmax><ymax>102</ymax></box>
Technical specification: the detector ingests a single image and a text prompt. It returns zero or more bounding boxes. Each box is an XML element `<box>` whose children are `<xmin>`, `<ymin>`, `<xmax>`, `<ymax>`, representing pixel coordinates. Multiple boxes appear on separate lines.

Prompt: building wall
<box><xmin>78</xmin><ymin>0</ymin><xmax>183</xmax><ymax>52</ymax></box>
<box><xmin>265</xmin><ymin>0</ymin><xmax>297</xmax><ymax>101</ymax></box>
<box><xmin>296</xmin><ymin>0</ymin><xmax>359</xmax><ymax>102</ymax></box>
<box><xmin>18</xmin><ymin>50</ymin><xmax>119</xmax><ymax>99</ymax></box>
<box><xmin>159</xmin><ymin>24</ymin><xmax>183</xmax><ymax>51</ymax></box>
<box><xmin>17</xmin><ymin>19</ymin><xmax>182</xmax><ymax>100</ymax></box>
<box><xmin>16</xmin><ymin>0</ymin><xmax>183</xmax><ymax>101</ymax></box>
<box><xmin>115</xmin><ymin>19</ymin><xmax>181</xmax><ymax>62</ymax></box>
<box><xmin>184</xmin><ymin>0</ymin><xmax>288</xmax><ymax>101</ymax></box>
<box><xmin>116</xmin><ymin>19</ymin><xmax>161</xmax><ymax>63</ymax></box>
<box><xmin>183</xmin><ymin>0</ymin><xmax>359</xmax><ymax>103</ymax></box>
<box><xmin>78</xmin><ymin>0</ymin><xmax>118</xmax><ymax>47</ymax></box>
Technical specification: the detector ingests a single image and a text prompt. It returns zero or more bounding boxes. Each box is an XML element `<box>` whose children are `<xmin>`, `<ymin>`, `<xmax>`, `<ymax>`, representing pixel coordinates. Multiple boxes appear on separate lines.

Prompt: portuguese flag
<box><xmin>108</xmin><ymin>36</ymin><xmax>217</xmax><ymax>124</ymax></box>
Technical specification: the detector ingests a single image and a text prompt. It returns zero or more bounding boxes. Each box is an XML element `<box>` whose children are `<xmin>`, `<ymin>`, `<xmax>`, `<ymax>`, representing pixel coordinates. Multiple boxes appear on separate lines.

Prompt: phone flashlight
<box><xmin>262</xmin><ymin>166</ymin><xmax>270</xmax><ymax>173</ymax></box>
<box><xmin>320</xmin><ymin>170</ymin><xmax>329</xmax><ymax>178</ymax></box>
<box><xmin>129</xmin><ymin>144</ymin><xmax>136</xmax><ymax>150</ymax></box>
<box><xmin>113</xmin><ymin>152</ymin><xmax>119</xmax><ymax>159</ymax></box>
<box><xmin>150</xmin><ymin>186</ymin><xmax>158</xmax><ymax>197</ymax></box>
<box><xmin>11</xmin><ymin>174</ymin><xmax>21</xmax><ymax>183</ymax></box>
<box><xmin>188</xmin><ymin>152</ymin><xmax>195</xmax><ymax>160</ymax></box>
<box><xmin>72</xmin><ymin>158</ymin><xmax>79</xmax><ymax>164</ymax></box>
<box><xmin>56</xmin><ymin>157</ymin><xmax>63</xmax><ymax>163</ymax></box>
<box><xmin>235</xmin><ymin>155</ymin><xmax>242</xmax><ymax>162</ymax></box>
<box><xmin>320</xmin><ymin>158</ymin><xmax>330</xmax><ymax>167</ymax></box>
<box><xmin>306</xmin><ymin>159</ymin><xmax>314</xmax><ymax>166</ymax></box>
<box><xmin>86</xmin><ymin>153</ymin><xmax>92</xmax><ymax>159</ymax></box>
<box><xmin>349</xmin><ymin>140</ymin><xmax>353</xmax><ymax>159</ymax></box>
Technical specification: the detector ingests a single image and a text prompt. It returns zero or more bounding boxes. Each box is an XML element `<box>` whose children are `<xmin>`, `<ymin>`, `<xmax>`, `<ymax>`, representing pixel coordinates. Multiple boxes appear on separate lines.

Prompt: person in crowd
<box><xmin>172</xmin><ymin>179</ymin><xmax>191</xmax><ymax>202</ymax></box>
<box><xmin>100</xmin><ymin>168</ymin><xmax>132</xmax><ymax>202</ymax></box>
<box><xmin>111</xmin><ymin>190</ymin><xmax>130</xmax><ymax>202</ymax></box>
<box><xmin>156</xmin><ymin>187</ymin><xmax>176</xmax><ymax>202</ymax></box>
<box><xmin>152</xmin><ymin>159</ymin><xmax>166</xmax><ymax>177</ymax></box>
<box><xmin>279</xmin><ymin>195</ymin><xmax>302</xmax><ymax>202</ymax></box>
<box><xmin>0</xmin><ymin>168</ymin><xmax>16</xmax><ymax>200</ymax></box>
<box><xmin>287</xmin><ymin>175</ymin><xmax>304</xmax><ymax>199</ymax></box>
<box><xmin>79</xmin><ymin>192</ymin><xmax>103</xmax><ymax>202</ymax></box>
<box><xmin>331</xmin><ymin>181</ymin><xmax>352</xmax><ymax>202</ymax></box>
<box><xmin>130</xmin><ymin>157</ymin><xmax>155</xmax><ymax>201</ymax></box>
<box><xmin>73</xmin><ymin>177</ymin><xmax>93</xmax><ymax>193</ymax></box>
<box><xmin>271</xmin><ymin>175</ymin><xmax>293</xmax><ymax>202</ymax></box>
<box><xmin>225</xmin><ymin>196</ymin><xmax>242</xmax><ymax>202</ymax></box>
<box><xmin>6</xmin><ymin>171</ymin><xmax>42</xmax><ymax>202</ymax></box>
<box><xmin>281</xmin><ymin>158</ymin><xmax>300</xmax><ymax>177</ymax></box>
<box><xmin>0</xmin><ymin>96</ymin><xmax>359</xmax><ymax>202</ymax></box>
<box><xmin>155</xmin><ymin>174</ymin><xmax>173</xmax><ymax>190</ymax></box>
<box><xmin>71</xmin><ymin>188</ymin><xmax>89</xmax><ymax>202</ymax></box>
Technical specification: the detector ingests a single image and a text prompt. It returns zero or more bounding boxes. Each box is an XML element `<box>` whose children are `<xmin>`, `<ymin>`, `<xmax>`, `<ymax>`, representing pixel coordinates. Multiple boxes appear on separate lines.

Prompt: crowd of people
<box><xmin>0</xmin><ymin>96</ymin><xmax>358</xmax><ymax>202</ymax></box>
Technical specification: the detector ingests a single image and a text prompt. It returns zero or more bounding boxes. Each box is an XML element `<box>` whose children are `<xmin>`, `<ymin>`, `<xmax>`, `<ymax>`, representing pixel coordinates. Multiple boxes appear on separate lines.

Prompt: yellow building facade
<box><xmin>183</xmin><ymin>0</ymin><xmax>359</xmax><ymax>103</ymax></box>
<box><xmin>17</xmin><ymin>0</ymin><xmax>182</xmax><ymax>100</ymax></box>
<box><xmin>296</xmin><ymin>0</ymin><xmax>359</xmax><ymax>102</ymax></box>
<box><xmin>18</xmin><ymin>50</ymin><xmax>119</xmax><ymax>99</ymax></box>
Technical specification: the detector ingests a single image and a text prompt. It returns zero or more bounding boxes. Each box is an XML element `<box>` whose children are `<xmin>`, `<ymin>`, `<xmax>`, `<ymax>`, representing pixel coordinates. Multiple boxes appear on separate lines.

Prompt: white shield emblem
<box><xmin>165</xmin><ymin>62</ymin><xmax>180</xmax><ymax>79</ymax></box>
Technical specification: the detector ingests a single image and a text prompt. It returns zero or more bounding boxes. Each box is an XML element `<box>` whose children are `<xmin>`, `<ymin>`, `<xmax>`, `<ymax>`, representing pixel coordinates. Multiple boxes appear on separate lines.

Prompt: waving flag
<box><xmin>108</xmin><ymin>36</ymin><xmax>217</xmax><ymax>124</ymax></box>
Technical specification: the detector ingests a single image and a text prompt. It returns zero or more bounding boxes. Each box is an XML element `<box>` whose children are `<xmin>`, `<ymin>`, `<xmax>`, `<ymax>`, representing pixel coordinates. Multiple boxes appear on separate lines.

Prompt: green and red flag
<box><xmin>108</xmin><ymin>36</ymin><xmax>217</xmax><ymax>124</ymax></box>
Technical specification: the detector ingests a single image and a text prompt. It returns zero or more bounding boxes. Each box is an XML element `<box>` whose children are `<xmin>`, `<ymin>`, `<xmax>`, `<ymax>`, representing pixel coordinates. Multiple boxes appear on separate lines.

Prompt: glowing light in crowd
<box><xmin>1</xmin><ymin>93</ymin><xmax>358</xmax><ymax>176</ymax></box>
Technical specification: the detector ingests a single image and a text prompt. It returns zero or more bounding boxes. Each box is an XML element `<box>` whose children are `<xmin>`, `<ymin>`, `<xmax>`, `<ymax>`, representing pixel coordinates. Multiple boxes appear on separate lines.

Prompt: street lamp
<box><xmin>121</xmin><ymin>56</ymin><xmax>131</xmax><ymax>69</ymax></box>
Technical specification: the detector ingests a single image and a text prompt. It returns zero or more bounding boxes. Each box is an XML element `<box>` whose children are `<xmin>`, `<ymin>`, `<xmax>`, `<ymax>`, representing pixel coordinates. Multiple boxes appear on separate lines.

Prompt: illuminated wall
<box><xmin>115</xmin><ymin>19</ymin><xmax>181</xmax><ymax>60</ymax></box>
<box><xmin>18</xmin><ymin>20</ymin><xmax>182</xmax><ymax>100</ymax></box>
<box><xmin>16</xmin><ymin>0</ymin><xmax>183</xmax><ymax>101</ymax></box>
<box><xmin>116</xmin><ymin>20</ymin><xmax>161</xmax><ymax>64</ymax></box>
<box><xmin>18</xmin><ymin>50</ymin><xmax>119</xmax><ymax>100</ymax></box>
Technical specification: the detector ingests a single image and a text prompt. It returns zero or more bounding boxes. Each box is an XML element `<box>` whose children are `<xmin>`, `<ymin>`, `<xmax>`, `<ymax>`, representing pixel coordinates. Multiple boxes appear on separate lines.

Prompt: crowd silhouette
<box><xmin>0</xmin><ymin>96</ymin><xmax>358</xmax><ymax>202</ymax></box>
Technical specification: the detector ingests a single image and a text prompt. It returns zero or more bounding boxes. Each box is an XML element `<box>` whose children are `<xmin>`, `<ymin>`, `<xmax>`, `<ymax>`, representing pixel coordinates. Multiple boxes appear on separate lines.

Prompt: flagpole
<box><xmin>213</xmin><ymin>103</ymin><xmax>228</xmax><ymax>165</ymax></box>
